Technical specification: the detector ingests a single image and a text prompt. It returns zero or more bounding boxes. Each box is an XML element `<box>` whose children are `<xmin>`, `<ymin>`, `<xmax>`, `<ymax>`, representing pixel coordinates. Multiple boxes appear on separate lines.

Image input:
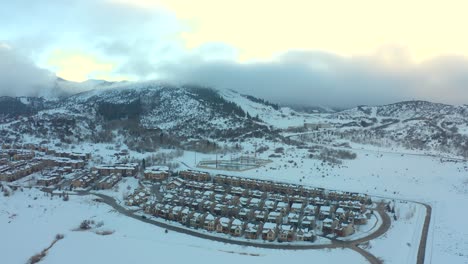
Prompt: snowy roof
<box><xmin>262</xmin><ymin>222</ymin><xmax>277</xmax><ymax>231</ymax></box>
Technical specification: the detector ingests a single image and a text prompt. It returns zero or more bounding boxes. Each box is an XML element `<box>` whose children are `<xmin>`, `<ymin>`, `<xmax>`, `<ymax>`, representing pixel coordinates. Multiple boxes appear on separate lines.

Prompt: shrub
<box><xmin>79</xmin><ymin>220</ymin><xmax>94</xmax><ymax>230</ymax></box>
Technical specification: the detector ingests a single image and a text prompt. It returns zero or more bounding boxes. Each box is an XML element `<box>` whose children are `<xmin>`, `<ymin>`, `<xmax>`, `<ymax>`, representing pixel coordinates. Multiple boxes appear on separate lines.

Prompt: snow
<box><xmin>366</xmin><ymin>201</ymin><xmax>426</xmax><ymax>264</ymax></box>
<box><xmin>170</xmin><ymin>142</ymin><xmax>468</xmax><ymax>263</ymax></box>
<box><xmin>0</xmin><ymin>189</ymin><xmax>366</xmax><ymax>264</ymax></box>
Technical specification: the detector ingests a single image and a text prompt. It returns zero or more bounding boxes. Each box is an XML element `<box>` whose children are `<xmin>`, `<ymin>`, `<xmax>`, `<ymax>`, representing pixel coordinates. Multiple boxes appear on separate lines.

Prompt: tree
<box><xmin>142</xmin><ymin>158</ymin><xmax>146</xmax><ymax>170</ymax></box>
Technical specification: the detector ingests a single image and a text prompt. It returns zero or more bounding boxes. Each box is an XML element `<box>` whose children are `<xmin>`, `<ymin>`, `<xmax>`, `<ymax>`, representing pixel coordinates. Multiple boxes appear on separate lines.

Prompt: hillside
<box><xmin>320</xmin><ymin>101</ymin><xmax>468</xmax><ymax>157</ymax></box>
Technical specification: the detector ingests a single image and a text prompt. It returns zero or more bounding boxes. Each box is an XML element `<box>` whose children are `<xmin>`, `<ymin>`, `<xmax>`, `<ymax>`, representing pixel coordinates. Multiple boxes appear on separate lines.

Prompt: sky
<box><xmin>1</xmin><ymin>0</ymin><xmax>468</xmax><ymax>107</ymax></box>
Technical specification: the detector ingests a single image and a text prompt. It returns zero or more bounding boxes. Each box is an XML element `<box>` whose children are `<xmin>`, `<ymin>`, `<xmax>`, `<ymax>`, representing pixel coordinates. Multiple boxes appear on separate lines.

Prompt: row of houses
<box><xmin>214</xmin><ymin>174</ymin><xmax>371</xmax><ymax>203</ymax></box>
<box><xmin>39</xmin><ymin>157</ymin><xmax>86</xmax><ymax>170</ymax></box>
<box><xmin>179</xmin><ymin>170</ymin><xmax>211</xmax><ymax>182</ymax></box>
<box><xmin>0</xmin><ymin>149</ymin><xmax>35</xmax><ymax>161</ymax></box>
<box><xmin>165</xmin><ymin>178</ymin><xmax>368</xmax><ymax>216</ymax></box>
<box><xmin>144</xmin><ymin>203</ymin><xmax>317</xmax><ymax>242</ymax></box>
<box><xmin>95</xmin><ymin>173</ymin><xmax>122</xmax><ymax>190</ymax></box>
<box><xmin>1</xmin><ymin>143</ymin><xmax>48</xmax><ymax>152</ymax></box>
<box><xmin>71</xmin><ymin>172</ymin><xmax>99</xmax><ymax>188</ymax></box>
<box><xmin>0</xmin><ymin>159</ymin><xmax>46</xmax><ymax>182</ymax></box>
<box><xmin>46</xmin><ymin>150</ymin><xmax>91</xmax><ymax>161</ymax></box>
<box><xmin>70</xmin><ymin>171</ymin><xmax>122</xmax><ymax>190</ymax></box>
<box><xmin>93</xmin><ymin>163</ymin><xmax>139</xmax><ymax>177</ymax></box>
<box><xmin>36</xmin><ymin>174</ymin><xmax>62</xmax><ymax>187</ymax></box>
<box><xmin>143</xmin><ymin>166</ymin><xmax>170</xmax><ymax>181</ymax></box>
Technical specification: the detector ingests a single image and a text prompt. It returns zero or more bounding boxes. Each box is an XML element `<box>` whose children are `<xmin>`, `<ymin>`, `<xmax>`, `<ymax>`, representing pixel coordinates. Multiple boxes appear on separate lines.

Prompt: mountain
<box><xmin>0</xmin><ymin>82</ymin><xmax>467</xmax><ymax>157</ymax></box>
<box><xmin>324</xmin><ymin>100</ymin><xmax>468</xmax><ymax>157</ymax></box>
<box><xmin>0</xmin><ymin>83</ymin><xmax>297</xmax><ymax>151</ymax></box>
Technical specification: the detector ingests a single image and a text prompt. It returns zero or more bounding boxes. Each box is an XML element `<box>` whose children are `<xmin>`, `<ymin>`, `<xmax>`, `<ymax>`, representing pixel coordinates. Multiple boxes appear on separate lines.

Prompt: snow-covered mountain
<box><xmin>326</xmin><ymin>101</ymin><xmax>468</xmax><ymax>157</ymax></box>
<box><xmin>1</xmin><ymin>82</ymin><xmax>467</xmax><ymax>157</ymax></box>
<box><xmin>0</xmin><ymin>83</ymin><xmax>298</xmax><ymax>150</ymax></box>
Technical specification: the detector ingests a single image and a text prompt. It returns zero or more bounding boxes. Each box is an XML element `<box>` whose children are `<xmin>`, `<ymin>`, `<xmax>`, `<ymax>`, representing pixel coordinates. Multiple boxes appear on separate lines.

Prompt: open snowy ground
<box><xmin>0</xmin><ymin>189</ymin><xmax>364</xmax><ymax>264</ymax></box>
<box><xmin>2</xmin><ymin>140</ymin><xmax>468</xmax><ymax>263</ymax></box>
<box><xmin>173</xmin><ymin>143</ymin><xmax>468</xmax><ymax>263</ymax></box>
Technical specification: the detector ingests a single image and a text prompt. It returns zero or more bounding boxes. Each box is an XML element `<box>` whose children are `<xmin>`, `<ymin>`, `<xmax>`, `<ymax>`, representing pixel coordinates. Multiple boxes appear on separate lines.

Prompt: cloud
<box><xmin>157</xmin><ymin>46</ymin><xmax>468</xmax><ymax>108</ymax></box>
<box><xmin>0</xmin><ymin>0</ymin><xmax>182</xmax><ymax>81</ymax></box>
<box><xmin>0</xmin><ymin>45</ymin><xmax>55</xmax><ymax>97</ymax></box>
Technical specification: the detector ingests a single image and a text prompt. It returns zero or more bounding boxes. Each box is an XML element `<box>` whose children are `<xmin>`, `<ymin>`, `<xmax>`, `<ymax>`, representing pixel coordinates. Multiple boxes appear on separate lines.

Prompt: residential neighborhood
<box><xmin>135</xmin><ymin>170</ymin><xmax>373</xmax><ymax>243</ymax></box>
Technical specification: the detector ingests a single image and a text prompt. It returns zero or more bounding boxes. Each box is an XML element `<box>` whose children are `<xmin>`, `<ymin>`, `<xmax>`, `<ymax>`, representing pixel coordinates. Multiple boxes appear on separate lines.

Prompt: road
<box><xmin>417</xmin><ymin>203</ymin><xmax>432</xmax><ymax>264</ymax></box>
<box><xmin>91</xmin><ymin>192</ymin><xmax>390</xmax><ymax>263</ymax></box>
<box><xmin>40</xmin><ymin>188</ymin><xmax>431</xmax><ymax>264</ymax></box>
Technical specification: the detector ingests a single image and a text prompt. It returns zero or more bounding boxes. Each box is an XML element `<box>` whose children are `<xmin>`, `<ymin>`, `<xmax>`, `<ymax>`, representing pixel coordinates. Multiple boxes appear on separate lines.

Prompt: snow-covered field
<box><xmin>172</xmin><ymin>143</ymin><xmax>468</xmax><ymax>263</ymax></box>
<box><xmin>0</xmin><ymin>189</ymin><xmax>365</xmax><ymax>264</ymax></box>
<box><xmin>1</xmin><ymin>140</ymin><xmax>468</xmax><ymax>263</ymax></box>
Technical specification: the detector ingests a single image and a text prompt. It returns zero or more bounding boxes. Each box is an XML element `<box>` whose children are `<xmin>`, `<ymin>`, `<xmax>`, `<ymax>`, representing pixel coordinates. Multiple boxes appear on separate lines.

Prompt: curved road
<box><xmin>92</xmin><ymin>192</ymin><xmax>391</xmax><ymax>263</ymax></box>
<box><xmin>40</xmin><ymin>186</ymin><xmax>431</xmax><ymax>264</ymax></box>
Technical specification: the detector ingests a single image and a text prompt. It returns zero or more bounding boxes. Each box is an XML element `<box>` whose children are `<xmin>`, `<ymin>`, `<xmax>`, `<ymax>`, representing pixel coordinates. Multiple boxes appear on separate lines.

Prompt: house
<box><xmin>71</xmin><ymin>173</ymin><xmax>97</xmax><ymax>188</ymax></box>
<box><xmin>296</xmin><ymin>229</ymin><xmax>316</xmax><ymax>242</ymax></box>
<box><xmin>301</xmin><ymin>215</ymin><xmax>316</xmax><ymax>230</ymax></box>
<box><xmin>203</xmin><ymin>213</ymin><xmax>217</xmax><ymax>231</ymax></box>
<box><xmin>125</xmin><ymin>189</ymin><xmax>150</xmax><ymax>206</ymax></box>
<box><xmin>93</xmin><ymin>163</ymin><xmax>138</xmax><ymax>177</ymax></box>
<box><xmin>190</xmin><ymin>212</ymin><xmax>206</xmax><ymax>228</ymax></box>
<box><xmin>290</xmin><ymin>202</ymin><xmax>304</xmax><ymax>213</ymax></box>
<box><xmin>286</xmin><ymin>213</ymin><xmax>301</xmax><ymax>227</ymax></box>
<box><xmin>244</xmin><ymin>223</ymin><xmax>261</xmax><ymax>239</ymax></box>
<box><xmin>179</xmin><ymin>170</ymin><xmax>211</xmax><ymax>182</ymax></box>
<box><xmin>230</xmin><ymin>219</ymin><xmax>244</xmax><ymax>236</ymax></box>
<box><xmin>335</xmin><ymin>222</ymin><xmax>354</xmax><ymax>237</ymax></box>
<box><xmin>303</xmin><ymin>204</ymin><xmax>317</xmax><ymax>215</ymax></box>
<box><xmin>238</xmin><ymin>208</ymin><xmax>253</xmax><ymax>220</ymax></box>
<box><xmin>214</xmin><ymin>203</ymin><xmax>228</xmax><ymax>216</ymax></box>
<box><xmin>267</xmin><ymin>211</ymin><xmax>283</xmax><ymax>224</ymax></box>
<box><xmin>319</xmin><ymin>205</ymin><xmax>333</xmax><ymax>220</ymax></box>
<box><xmin>36</xmin><ymin>175</ymin><xmax>61</xmax><ymax>187</ymax></box>
<box><xmin>248</xmin><ymin>198</ymin><xmax>263</xmax><ymax>209</ymax></box>
<box><xmin>95</xmin><ymin>174</ymin><xmax>121</xmax><ymax>189</ymax></box>
<box><xmin>351</xmin><ymin>213</ymin><xmax>368</xmax><ymax>225</ymax></box>
<box><xmin>263</xmin><ymin>200</ymin><xmax>277</xmax><ymax>211</ymax></box>
<box><xmin>168</xmin><ymin>206</ymin><xmax>183</xmax><ymax>221</ymax></box>
<box><xmin>144</xmin><ymin>166</ymin><xmax>170</xmax><ymax>181</ymax></box>
<box><xmin>334</xmin><ymin>207</ymin><xmax>348</xmax><ymax>220</ymax></box>
<box><xmin>278</xmin><ymin>225</ymin><xmax>296</xmax><ymax>242</ymax></box>
<box><xmin>251</xmin><ymin>190</ymin><xmax>266</xmax><ymax>199</ymax></box>
<box><xmin>166</xmin><ymin>178</ymin><xmax>185</xmax><ymax>190</ymax></box>
<box><xmin>322</xmin><ymin>218</ymin><xmax>338</xmax><ymax>235</ymax></box>
<box><xmin>261</xmin><ymin>222</ymin><xmax>277</xmax><ymax>241</ymax></box>
<box><xmin>276</xmin><ymin>202</ymin><xmax>290</xmax><ymax>214</ymax></box>
<box><xmin>231</xmin><ymin>186</ymin><xmax>246</xmax><ymax>196</ymax></box>
<box><xmin>239</xmin><ymin>197</ymin><xmax>251</xmax><ymax>207</ymax></box>
<box><xmin>254</xmin><ymin>210</ymin><xmax>268</xmax><ymax>222</ymax></box>
<box><xmin>180</xmin><ymin>208</ymin><xmax>193</xmax><ymax>225</ymax></box>
<box><xmin>216</xmin><ymin>217</ymin><xmax>232</xmax><ymax>234</ymax></box>
<box><xmin>304</xmin><ymin>230</ymin><xmax>316</xmax><ymax>242</ymax></box>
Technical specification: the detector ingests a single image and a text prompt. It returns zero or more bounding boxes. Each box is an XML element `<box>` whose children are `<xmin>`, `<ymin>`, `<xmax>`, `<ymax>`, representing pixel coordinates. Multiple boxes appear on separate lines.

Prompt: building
<box><xmin>230</xmin><ymin>219</ymin><xmax>244</xmax><ymax>236</ymax></box>
<box><xmin>278</xmin><ymin>225</ymin><xmax>296</xmax><ymax>242</ymax></box>
<box><xmin>71</xmin><ymin>173</ymin><xmax>97</xmax><ymax>188</ymax></box>
<box><xmin>93</xmin><ymin>163</ymin><xmax>138</xmax><ymax>177</ymax></box>
<box><xmin>144</xmin><ymin>166</ymin><xmax>170</xmax><ymax>181</ymax></box>
<box><xmin>262</xmin><ymin>222</ymin><xmax>277</xmax><ymax>241</ymax></box>
<box><xmin>244</xmin><ymin>223</ymin><xmax>262</xmax><ymax>239</ymax></box>
<box><xmin>179</xmin><ymin>170</ymin><xmax>211</xmax><ymax>182</ymax></box>
<box><xmin>216</xmin><ymin>217</ymin><xmax>232</xmax><ymax>234</ymax></box>
<box><xmin>36</xmin><ymin>174</ymin><xmax>61</xmax><ymax>187</ymax></box>
<box><xmin>96</xmin><ymin>174</ymin><xmax>121</xmax><ymax>189</ymax></box>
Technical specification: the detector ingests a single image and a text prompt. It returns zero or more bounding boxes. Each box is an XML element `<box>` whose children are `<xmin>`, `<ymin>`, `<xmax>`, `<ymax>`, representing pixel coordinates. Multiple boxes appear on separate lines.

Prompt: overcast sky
<box><xmin>1</xmin><ymin>0</ymin><xmax>468</xmax><ymax>107</ymax></box>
